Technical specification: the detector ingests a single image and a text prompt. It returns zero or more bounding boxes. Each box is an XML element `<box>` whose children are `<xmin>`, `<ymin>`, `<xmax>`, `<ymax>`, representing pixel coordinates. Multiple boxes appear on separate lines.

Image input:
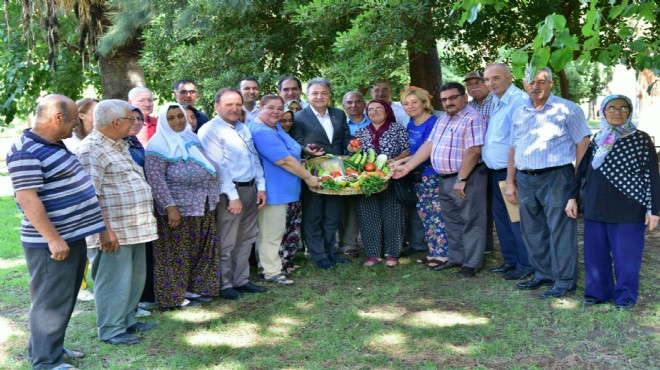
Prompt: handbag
<box><xmin>392</xmin><ymin>177</ymin><xmax>418</xmax><ymax>206</ymax></box>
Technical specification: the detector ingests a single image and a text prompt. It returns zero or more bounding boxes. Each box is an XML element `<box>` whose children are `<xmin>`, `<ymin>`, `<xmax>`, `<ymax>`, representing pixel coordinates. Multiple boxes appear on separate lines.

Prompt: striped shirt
<box><xmin>428</xmin><ymin>105</ymin><xmax>486</xmax><ymax>175</ymax></box>
<box><xmin>510</xmin><ymin>94</ymin><xmax>591</xmax><ymax>170</ymax></box>
<box><xmin>6</xmin><ymin>130</ymin><xmax>106</xmax><ymax>248</ymax></box>
<box><xmin>76</xmin><ymin>130</ymin><xmax>158</xmax><ymax>247</ymax></box>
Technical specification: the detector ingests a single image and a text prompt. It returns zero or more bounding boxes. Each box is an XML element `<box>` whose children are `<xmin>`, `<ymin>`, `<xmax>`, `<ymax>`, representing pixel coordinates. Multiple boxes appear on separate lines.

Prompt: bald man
<box><xmin>6</xmin><ymin>94</ymin><xmax>108</xmax><ymax>369</ymax></box>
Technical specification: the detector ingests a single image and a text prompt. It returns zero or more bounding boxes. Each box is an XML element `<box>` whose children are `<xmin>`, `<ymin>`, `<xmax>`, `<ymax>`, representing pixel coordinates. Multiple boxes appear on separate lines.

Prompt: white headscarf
<box><xmin>145</xmin><ymin>103</ymin><xmax>217</xmax><ymax>176</ymax></box>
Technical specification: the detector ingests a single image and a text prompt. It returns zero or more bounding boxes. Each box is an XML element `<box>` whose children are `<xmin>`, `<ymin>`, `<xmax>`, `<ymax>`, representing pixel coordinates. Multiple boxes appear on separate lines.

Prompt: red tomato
<box><xmin>364</xmin><ymin>163</ymin><xmax>376</xmax><ymax>172</ymax></box>
<box><xmin>350</xmin><ymin>139</ymin><xmax>361</xmax><ymax>147</ymax></box>
<box><xmin>331</xmin><ymin>171</ymin><xmax>342</xmax><ymax>178</ymax></box>
<box><xmin>320</xmin><ymin>175</ymin><xmax>333</xmax><ymax>181</ymax></box>
<box><xmin>375</xmin><ymin>170</ymin><xmax>386</xmax><ymax>177</ymax></box>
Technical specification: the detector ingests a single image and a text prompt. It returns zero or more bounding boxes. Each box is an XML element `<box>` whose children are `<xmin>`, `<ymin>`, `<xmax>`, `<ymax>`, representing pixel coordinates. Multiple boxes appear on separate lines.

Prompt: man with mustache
<box><xmin>173</xmin><ymin>79</ymin><xmax>210</xmax><ymax>132</ymax></box>
<box><xmin>392</xmin><ymin>82</ymin><xmax>488</xmax><ymax>278</ymax></box>
<box><xmin>505</xmin><ymin>67</ymin><xmax>591</xmax><ymax>299</ymax></box>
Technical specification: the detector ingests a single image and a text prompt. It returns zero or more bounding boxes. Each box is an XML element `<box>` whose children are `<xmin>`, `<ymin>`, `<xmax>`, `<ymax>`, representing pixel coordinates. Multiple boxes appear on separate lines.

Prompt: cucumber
<box><xmin>367</xmin><ymin>148</ymin><xmax>376</xmax><ymax>163</ymax></box>
<box><xmin>360</xmin><ymin>152</ymin><xmax>368</xmax><ymax>165</ymax></box>
<box><xmin>349</xmin><ymin>151</ymin><xmax>361</xmax><ymax>162</ymax></box>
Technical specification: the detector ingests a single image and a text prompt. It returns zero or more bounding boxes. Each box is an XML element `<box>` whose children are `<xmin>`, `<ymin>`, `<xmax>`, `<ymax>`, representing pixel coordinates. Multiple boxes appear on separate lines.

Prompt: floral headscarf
<box><xmin>592</xmin><ymin>95</ymin><xmax>635</xmax><ymax>169</ymax></box>
<box><xmin>365</xmin><ymin>99</ymin><xmax>395</xmax><ymax>152</ymax></box>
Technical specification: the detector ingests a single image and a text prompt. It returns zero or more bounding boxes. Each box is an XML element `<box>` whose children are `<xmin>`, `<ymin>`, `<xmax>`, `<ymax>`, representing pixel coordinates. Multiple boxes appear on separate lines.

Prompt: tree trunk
<box><xmin>98</xmin><ymin>36</ymin><xmax>146</xmax><ymax>99</ymax></box>
<box><xmin>408</xmin><ymin>44</ymin><xmax>443</xmax><ymax>105</ymax></box>
<box><xmin>558</xmin><ymin>69</ymin><xmax>570</xmax><ymax>99</ymax></box>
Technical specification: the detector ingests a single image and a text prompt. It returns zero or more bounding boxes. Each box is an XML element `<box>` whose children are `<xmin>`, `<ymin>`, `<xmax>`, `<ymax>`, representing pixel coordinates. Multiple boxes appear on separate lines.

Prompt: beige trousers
<box><xmin>257</xmin><ymin>204</ymin><xmax>288</xmax><ymax>278</ymax></box>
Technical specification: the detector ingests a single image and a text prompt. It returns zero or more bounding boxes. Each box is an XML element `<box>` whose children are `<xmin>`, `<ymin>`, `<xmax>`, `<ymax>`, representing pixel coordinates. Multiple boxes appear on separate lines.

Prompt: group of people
<box><xmin>7</xmin><ymin>67</ymin><xmax>659</xmax><ymax>369</ymax></box>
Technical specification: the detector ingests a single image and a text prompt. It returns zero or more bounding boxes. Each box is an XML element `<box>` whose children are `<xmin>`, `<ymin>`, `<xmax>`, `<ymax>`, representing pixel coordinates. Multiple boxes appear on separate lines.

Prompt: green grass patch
<box><xmin>0</xmin><ymin>196</ymin><xmax>658</xmax><ymax>369</ymax></box>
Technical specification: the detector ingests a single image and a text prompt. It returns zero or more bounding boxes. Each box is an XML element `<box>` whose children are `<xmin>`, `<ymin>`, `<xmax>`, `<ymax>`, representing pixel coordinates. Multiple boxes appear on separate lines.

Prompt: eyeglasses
<box><xmin>440</xmin><ymin>94</ymin><xmax>463</xmax><ymax>103</ymax></box>
<box><xmin>367</xmin><ymin>107</ymin><xmax>385</xmax><ymax>113</ymax></box>
<box><xmin>605</xmin><ymin>106</ymin><xmax>630</xmax><ymax>113</ymax></box>
<box><xmin>177</xmin><ymin>90</ymin><xmax>198</xmax><ymax>95</ymax></box>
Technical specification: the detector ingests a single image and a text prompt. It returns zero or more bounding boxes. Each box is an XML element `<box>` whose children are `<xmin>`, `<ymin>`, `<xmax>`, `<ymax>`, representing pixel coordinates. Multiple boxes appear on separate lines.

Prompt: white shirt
<box><xmin>198</xmin><ymin>116</ymin><xmax>266</xmax><ymax>200</ymax></box>
<box><xmin>391</xmin><ymin>102</ymin><xmax>411</xmax><ymax>127</ymax></box>
<box><xmin>311</xmin><ymin>106</ymin><xmax>334</xmax><ymax>142</ymax></box>
<box><xmin>243</xmin><ymin>105</ymin><xmax>259</xmax><ymax>123</ymax></box>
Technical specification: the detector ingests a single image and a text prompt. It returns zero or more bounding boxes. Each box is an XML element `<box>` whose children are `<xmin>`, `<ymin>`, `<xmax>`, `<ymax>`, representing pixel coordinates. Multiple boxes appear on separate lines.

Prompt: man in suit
<box><xmin>290</xmin><ymin>78</ymin><xmax>352</xmax><ymax>269</ymax></box>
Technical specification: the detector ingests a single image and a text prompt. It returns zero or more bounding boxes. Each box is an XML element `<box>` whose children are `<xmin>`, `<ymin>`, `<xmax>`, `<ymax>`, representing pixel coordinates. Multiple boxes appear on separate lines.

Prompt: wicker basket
<box><xmin>304</xmin><ymin>155</ymin><xmax>392</xmax><ymax>196</ymax></box>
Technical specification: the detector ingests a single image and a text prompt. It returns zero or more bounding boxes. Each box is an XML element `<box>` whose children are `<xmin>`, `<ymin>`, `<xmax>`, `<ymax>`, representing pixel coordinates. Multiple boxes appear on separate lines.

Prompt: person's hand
<box><xmin>565</xmin><ymin>199</ymin><xmax>578</xmax><ymax>219</ymax></box>
<box><xmin>228</xmin><ymin>199</ymin><xmax>243</xmax><ymax>215</ymax></box>
<box><xmin>391</xmin><ymin>164</ymin><xmax>411</xmax><ymax>179</ymax></box>
<box><xmin>453</xmin><ymin>181</ymin><xmax>466</xmax><ymax>199</ymax></box>
<box><xmin>505</xmin><ymin>182</ymin><xmax>518</xmax><ymax>205</ymax></box>
<box><xmin>48</xmin><ymin>237</ymin><xmax>70</xmax><ymax>261</ymax></box>
<box><xmin>167</xmin><ymin>206</ymin><xmax>181</xmax><ymax>228</ymax></box>
<box><xmin>99</xmin><ymin>228</ymin><xmax>119</xmax><ymax>253</ymax></box>
<box><xmin>645</xmin><ymin>214</ymin><xmax>659</xmax><ymax>231</ymax></box>
<box><xmin>304</xmin><ymin>176</ymin><xmax>320</xmax><ymax>188</ymax></box>
<box><xmin>256</xmin><ymin>191</ymin><xmax>267</xmax><ymax>209</ymax></box>
<box><xmin>304</xmin><ymin>144</ymin><xmax>325</xmax><ymax>156</ymax></box>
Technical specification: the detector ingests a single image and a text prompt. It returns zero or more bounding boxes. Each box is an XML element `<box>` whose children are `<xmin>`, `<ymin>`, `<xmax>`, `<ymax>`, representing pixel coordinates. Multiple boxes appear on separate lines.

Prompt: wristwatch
<box><xmin>456</xmin><ymin>176</ymin><xmax>467</xmax><ymax>183</ymax></box>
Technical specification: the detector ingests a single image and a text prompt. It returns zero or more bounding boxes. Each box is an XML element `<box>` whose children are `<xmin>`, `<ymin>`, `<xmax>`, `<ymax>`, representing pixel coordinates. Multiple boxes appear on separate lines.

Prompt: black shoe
<box><xmin>457</xmin><ymin>267</ymin><xmax>477</xmax><ymax>278</ymax></box>
<box><xmin>235</xmin><ymin>282</ymin><xmax>268</xmax><ymax>293</ymax></box>
<box><xmin>540</xmin><ymin>286</ymin><xmax>576</xmax><ymax>299</ymax></box>
<box><xmin>503</xmin><ymin>268</ymin><xmax>534</xmax><ymax>280</ymax></box>
<box><xmin>615</xmin><ymin>301</ymin><xmax>635</xmax><ymax>310</ymax></box>
<box><xmin>583</xmin><ymin>297</ymin><xmax>605</xmax><ymax>306</ymax></box>
<box><xmin>328</xmin><ymin>254</ymin><xmax>349</xmax><ymax>264</ymax></box>
<box><xmin>187</xmin><ymin>296</ymin><xmax>213</xmax><ymax>303</ymax></box>
<box><xmin>432</xmin><ymin>261</ymin><xmax>461</xmax><ymax>271</ymax></box>
<box><xmin>126</xmin><ymin>322</ymin><xmax>156</xmax><ymax>333</ymax></box>
<box><xmin>220</xmin><ymin>288</ymin><xmax>243</xmax><ymax>300</ymax></box>
<box><xmin>488</xmin><ymin>263</ymin><xmax>516</xmax><ymax>273</ymax></box>
<box><xmin>316</xmin><ymin>259</ymin><xmax>337</xmax><ymax>270</ymax></box>
<box><xmin>103</xmin><ymin>332</ymin><xmax>139</xmax><ymax>345</ymax></box>
<box><xmin>516</xmin><ymin>277</ymin><xmax>554</xmax><ymax>290</ymax></box>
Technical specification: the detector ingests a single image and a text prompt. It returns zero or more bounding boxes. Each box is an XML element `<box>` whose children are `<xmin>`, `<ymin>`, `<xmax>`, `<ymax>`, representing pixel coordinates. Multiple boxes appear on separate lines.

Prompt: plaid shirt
<box><xmin>468</xmin><ymin>93</ymin><xmax>495</xmax><ymax>121</ymax></box>
<box><xmin>429</xmin><ymin>105</ymin><xmax>486</xmax><ymax>175</ymax></box>
<box><xmin>77</xmin><ymin>130</ymin><xmax>158</xmax><ymax>247</ymax></box>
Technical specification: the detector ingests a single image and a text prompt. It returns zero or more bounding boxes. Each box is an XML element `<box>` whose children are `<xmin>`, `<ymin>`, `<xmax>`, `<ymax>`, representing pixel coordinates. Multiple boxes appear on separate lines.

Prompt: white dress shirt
<box><xmin>311</xmin><ymin>106</ymin><xmax>334</xmax><ymax>142</ymax></box>
<box><xmin>243</xmin><ymin>105</ymin><xmax>259</xmax><ymax>123</ymax></box>
<box><xmin>198</xmin><ymin>116</ymin><xmax>266</xmax><ymax>200</ymax></box>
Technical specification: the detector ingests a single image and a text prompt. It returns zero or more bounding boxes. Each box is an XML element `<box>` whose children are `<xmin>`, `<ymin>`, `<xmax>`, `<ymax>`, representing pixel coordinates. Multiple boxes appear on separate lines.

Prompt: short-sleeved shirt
<box><xmin>76</xmin><ymin>130</ymin><xmax>158</xmax><ymax>247</ymax></box>
<box><xmin>407</xmin><ymin>116</ymin><xmax>438</xmax><ymax>176</ymax></box>
<box><xmin>428</xmin><ymin>105</ymin><xmax>486</xmax><ymax>175</ymax></box>
<box><xmin>251</xmin><ymin>123</ymin><xmax>302</xmax><ymax>205</ymax></box>
<box><xmin>510</xmin><ymin>94</ymin><xmax>591</xmax><ymax>170</ymax></box>
<box><xmin>6</xmin><ymin>129</ymin><xmax>106</xmax><ymax>248</ymax></box>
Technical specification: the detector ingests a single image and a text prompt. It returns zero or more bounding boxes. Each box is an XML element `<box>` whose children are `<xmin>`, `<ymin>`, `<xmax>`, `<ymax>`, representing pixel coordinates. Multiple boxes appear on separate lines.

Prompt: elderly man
<box><xmin>337</xmin><ymin>91</ymin><xmax>370</xmax><ymax>257</ymax></box>
<box><xmin>393</xmin><ymin>82</ymin><xmax>488</xmax><ymax>278</ymax></box>
<box><xmin>465</xmin><ymin>71</ymin><xmax>495</xmax><ymax>120</ymax></box>
<box><xmin>7</xmin><ymin>94</ymin><xmax>107</xmax><ymax>369</ymax></box>
<box><xmin>238</xmin><ymin>77</ymin><xmax>260</xmax><ymax>123</ymax></box>
<box><xmin>173</xmin><ymin>79</ymin><xmax>210</xmax><ymax>132</ymax></box>
<box><xmin>482</xmin><ymin>63</ymin><xmax>533</xmax><ymax>280</ymax></box>
<box><xmin>128</xmin><ymin>87</ymin><xmax>157</xmax><ymax>146</ymax></box>
<box><xmin>277</xmin><ymin>75</ymin><xmax>308</xmax><ymax>108</ymax></box>
<box><xmin>290</xmin><ymin>78</ymin><xmax>351</xmax><ymax>269</ymax></box>
<box><xmin>370</xmin><ymin>79</ymin><xmax>425</xmax><ymax>253</ymax></box>
<box><xmin>198</xmin><ymin>88</ymin><xmax>268</xmax><ymax>299</ymax></box>
<box><xmin>505</xmin><ymin>67</ymin><xmax>591</xmax><ymax>299</ymax></box>
<box><xmin>77</xmin><ymin>99</ymin><xmax>158</xmax><ymax>345</ymax></box>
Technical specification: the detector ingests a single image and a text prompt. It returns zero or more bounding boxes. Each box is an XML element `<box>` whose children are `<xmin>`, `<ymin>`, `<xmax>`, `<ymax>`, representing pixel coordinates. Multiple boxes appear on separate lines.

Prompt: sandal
<box><xmin>416</xmin><ymin>257</ymin><xmax>430</xmax><ymax>264</ymax></box>
<box><xmin>363</xmin><ymin>257</ymin><xmax>381</xmax><ymax>267</ymax></box>
<box><xmin>385</xmin><ymin>257</ymin><xmax>399</xmax><ymax>267</ymax></box>
<box><xmin>265</xmin><ymin>274</ymin><xmax>294</xmax><ymax>286</ymax></box>
<box><xmin>62</xmin><ymin>349</ymin><xmax>84</xmax><ymax>360</ymax></box>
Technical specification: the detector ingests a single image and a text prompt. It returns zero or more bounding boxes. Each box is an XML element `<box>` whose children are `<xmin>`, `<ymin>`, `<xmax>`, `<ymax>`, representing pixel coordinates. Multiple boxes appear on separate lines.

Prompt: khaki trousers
<box><xmin>257</xmin><ymin>204</ymin><xmax>288</xmax><ymax>278</ymax></box>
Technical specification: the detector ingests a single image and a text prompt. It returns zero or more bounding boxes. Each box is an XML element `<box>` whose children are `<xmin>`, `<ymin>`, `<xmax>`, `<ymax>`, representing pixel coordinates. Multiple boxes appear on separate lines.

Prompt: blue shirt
<box><xmin>510</xmin><ymin>94</ymin><xmax>591</xmax><ymax>170</ymax></box>
<box><xmin>347</xmin><ymin>115</ymin><xmax>370</xmax><ymax>136</ymax></box>
<box><xmin>482</xmin><ymin>85</ymin><xmax>528</xmax><ymax>170</ymax></box>
<box><xmin>6</xmin><ymin>130</ymin><xmax>106</xmax><ymax>248</ymax></box>
<box><xmin>251</xmin><ymin>123</ymin><xmax>303</xmax><ymax>205</ymax></box>
<box><xmin>407</xmin><ymin>116</ymin><xmax>438</xmax><ymax>176</ymax></box>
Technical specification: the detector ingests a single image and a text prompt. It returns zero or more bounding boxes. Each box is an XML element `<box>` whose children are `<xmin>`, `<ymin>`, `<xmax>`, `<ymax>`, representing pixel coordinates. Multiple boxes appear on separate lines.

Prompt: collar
<box><xmin>23</xmin><ymin>128</ymin><xmax>65</xmax><ymax>147</ymax></box>
<box><xmin>311</xmin><ymin>106</ymin><xmax>330</xmax><ymax>118</ymax></box>
<box><xmin>347</xmin><ymin>114</ymin><xmax>369</xmax><ymax>125</ymax></box>
<box><xmin>525</xmin><ymin>93</ymin><xmax>556</xmax><ymax>111</ymax></box>
<box><xmin>92</xmin><ymin>129</ymin><xmax>128</xmax><ymax>149</ymax></box>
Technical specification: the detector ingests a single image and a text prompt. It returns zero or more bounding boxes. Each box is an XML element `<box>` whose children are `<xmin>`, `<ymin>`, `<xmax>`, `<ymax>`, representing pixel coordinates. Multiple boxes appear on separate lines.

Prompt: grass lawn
<box><xmin>0</xmin><ymin>195</ymin><xmax>658</xmax><ymax>369</ymax></box>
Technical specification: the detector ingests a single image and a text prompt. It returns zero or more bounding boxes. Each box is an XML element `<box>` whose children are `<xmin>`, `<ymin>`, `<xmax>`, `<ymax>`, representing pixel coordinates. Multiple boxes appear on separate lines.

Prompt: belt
<box><xmin>438</xmin><ymin>173</ymin><xmax>458</xmax><ymax>179</ymax></box>
<box><xmin>489</xmin><ymin>168</ymin><xmax>508</xmax><ymax>174</ymax></box>
<box><xmin>519</xmin><ymin>164</ymin><xmax>571</xmax><ymax>176</ymax></box>
<box><xmin>233</xmin><ymin>179</ymin><xmax>255</xmax><ymax>187</ymax></box>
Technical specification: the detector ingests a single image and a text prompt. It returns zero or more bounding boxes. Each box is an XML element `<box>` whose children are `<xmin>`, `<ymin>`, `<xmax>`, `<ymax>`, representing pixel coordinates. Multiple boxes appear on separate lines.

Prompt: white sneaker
<box><xmin>77</xmin><ymin>289</ymin><xmax>94</xmax><ymax>301</ymax></box>
<box><xmin>135</xmin><ymin>308</ymin><xmax>151</xmax><ymax>317</ymax></box>
<box><xmin>138</xmin><ymin>301</ymin><xmax>157</xmax><ymax>309</ymax></box>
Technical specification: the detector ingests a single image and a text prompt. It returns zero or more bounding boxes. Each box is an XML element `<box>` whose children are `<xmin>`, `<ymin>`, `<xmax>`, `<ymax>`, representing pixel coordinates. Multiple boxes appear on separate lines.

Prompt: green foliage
<box><xmin>554</xmin><ymin>62</ymin><xmax>613</xmax><ymax>104</ymax></box>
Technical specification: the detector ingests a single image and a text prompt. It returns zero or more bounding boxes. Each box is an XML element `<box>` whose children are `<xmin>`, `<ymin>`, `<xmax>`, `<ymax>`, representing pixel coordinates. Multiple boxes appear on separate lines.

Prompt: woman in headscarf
<box><xmin>284</xmin><ymin>100</ymin><xmax>303</xmax><ymax>114</ymax></box>
<box><xmin>145</xmin><ymin>103</ymin><xmax>221</xmax><ymax>308</ymax></box>
<box><xmin>400</xmin><ymin>87</ymin><xmax>449</xmax><ymax>267</ymax></box>
<box><xmin>277</xmin><ymin>107</ymin><xmax>303</xmax><ymax>273</ymax></box>
<box><xmin>566</xmin><ymin>95</ymin><xmax>660</xmax><ymax>310</ymax></box>
<box><xmin>350</xmin><ymin>99</ymin><xmax>410</xmax><ymax>267</ymax></box>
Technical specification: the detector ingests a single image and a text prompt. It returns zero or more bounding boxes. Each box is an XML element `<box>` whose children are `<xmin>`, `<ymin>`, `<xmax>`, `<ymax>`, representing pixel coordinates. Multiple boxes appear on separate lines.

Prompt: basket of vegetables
<box><xmin>305</xmin><ymin>148</ymin><xmax>393</xmax><ymax>196</ymax></box>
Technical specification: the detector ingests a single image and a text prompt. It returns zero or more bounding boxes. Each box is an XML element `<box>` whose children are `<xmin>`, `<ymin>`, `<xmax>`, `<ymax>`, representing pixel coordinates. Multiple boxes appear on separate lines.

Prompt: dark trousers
<box><xmin>217</xmin><ymin>186</ymin><xmax>258</xmax><ymax>290</ymax></box>
<box><xmin>438</xmin><ymin>164</ymin><xmax>488</xmax><ymax>269</ymax></box>
<box><xmin>584</xmin><ymin>220</ymin><xmax>646</xmax><ymax>305</ymax></box>
<box><xmin>140</xmin><ymin>241</ymin><xmax>155</xmax><ymax>303</ymax></box>
<box><xmin>406</xmin><ymin>203</ymin><xmax>427</xmax><ymax>250</ymax></box>
<box><xmin>490</xmin><ymin>169</ymin><xmax>531</xmax><ymax>269</ymax></box>
<box><xmin>301</xmin><ymin>186</ymin><xmax>343</xmax><ymax>262</ymax></box>
<box><xmin>356</xmin><ymin>187</ymin><xmax>405</xmax><ymax>258</ymax></box>
<box><xmin>517</xmin><ymin>166</ymin><xmax>578</xmax><ymax>289</ymax></box>
<box><xmin>25</xmin><ymin>239</ymin><xmax>86</xmax><ymax>370</ymax></box>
